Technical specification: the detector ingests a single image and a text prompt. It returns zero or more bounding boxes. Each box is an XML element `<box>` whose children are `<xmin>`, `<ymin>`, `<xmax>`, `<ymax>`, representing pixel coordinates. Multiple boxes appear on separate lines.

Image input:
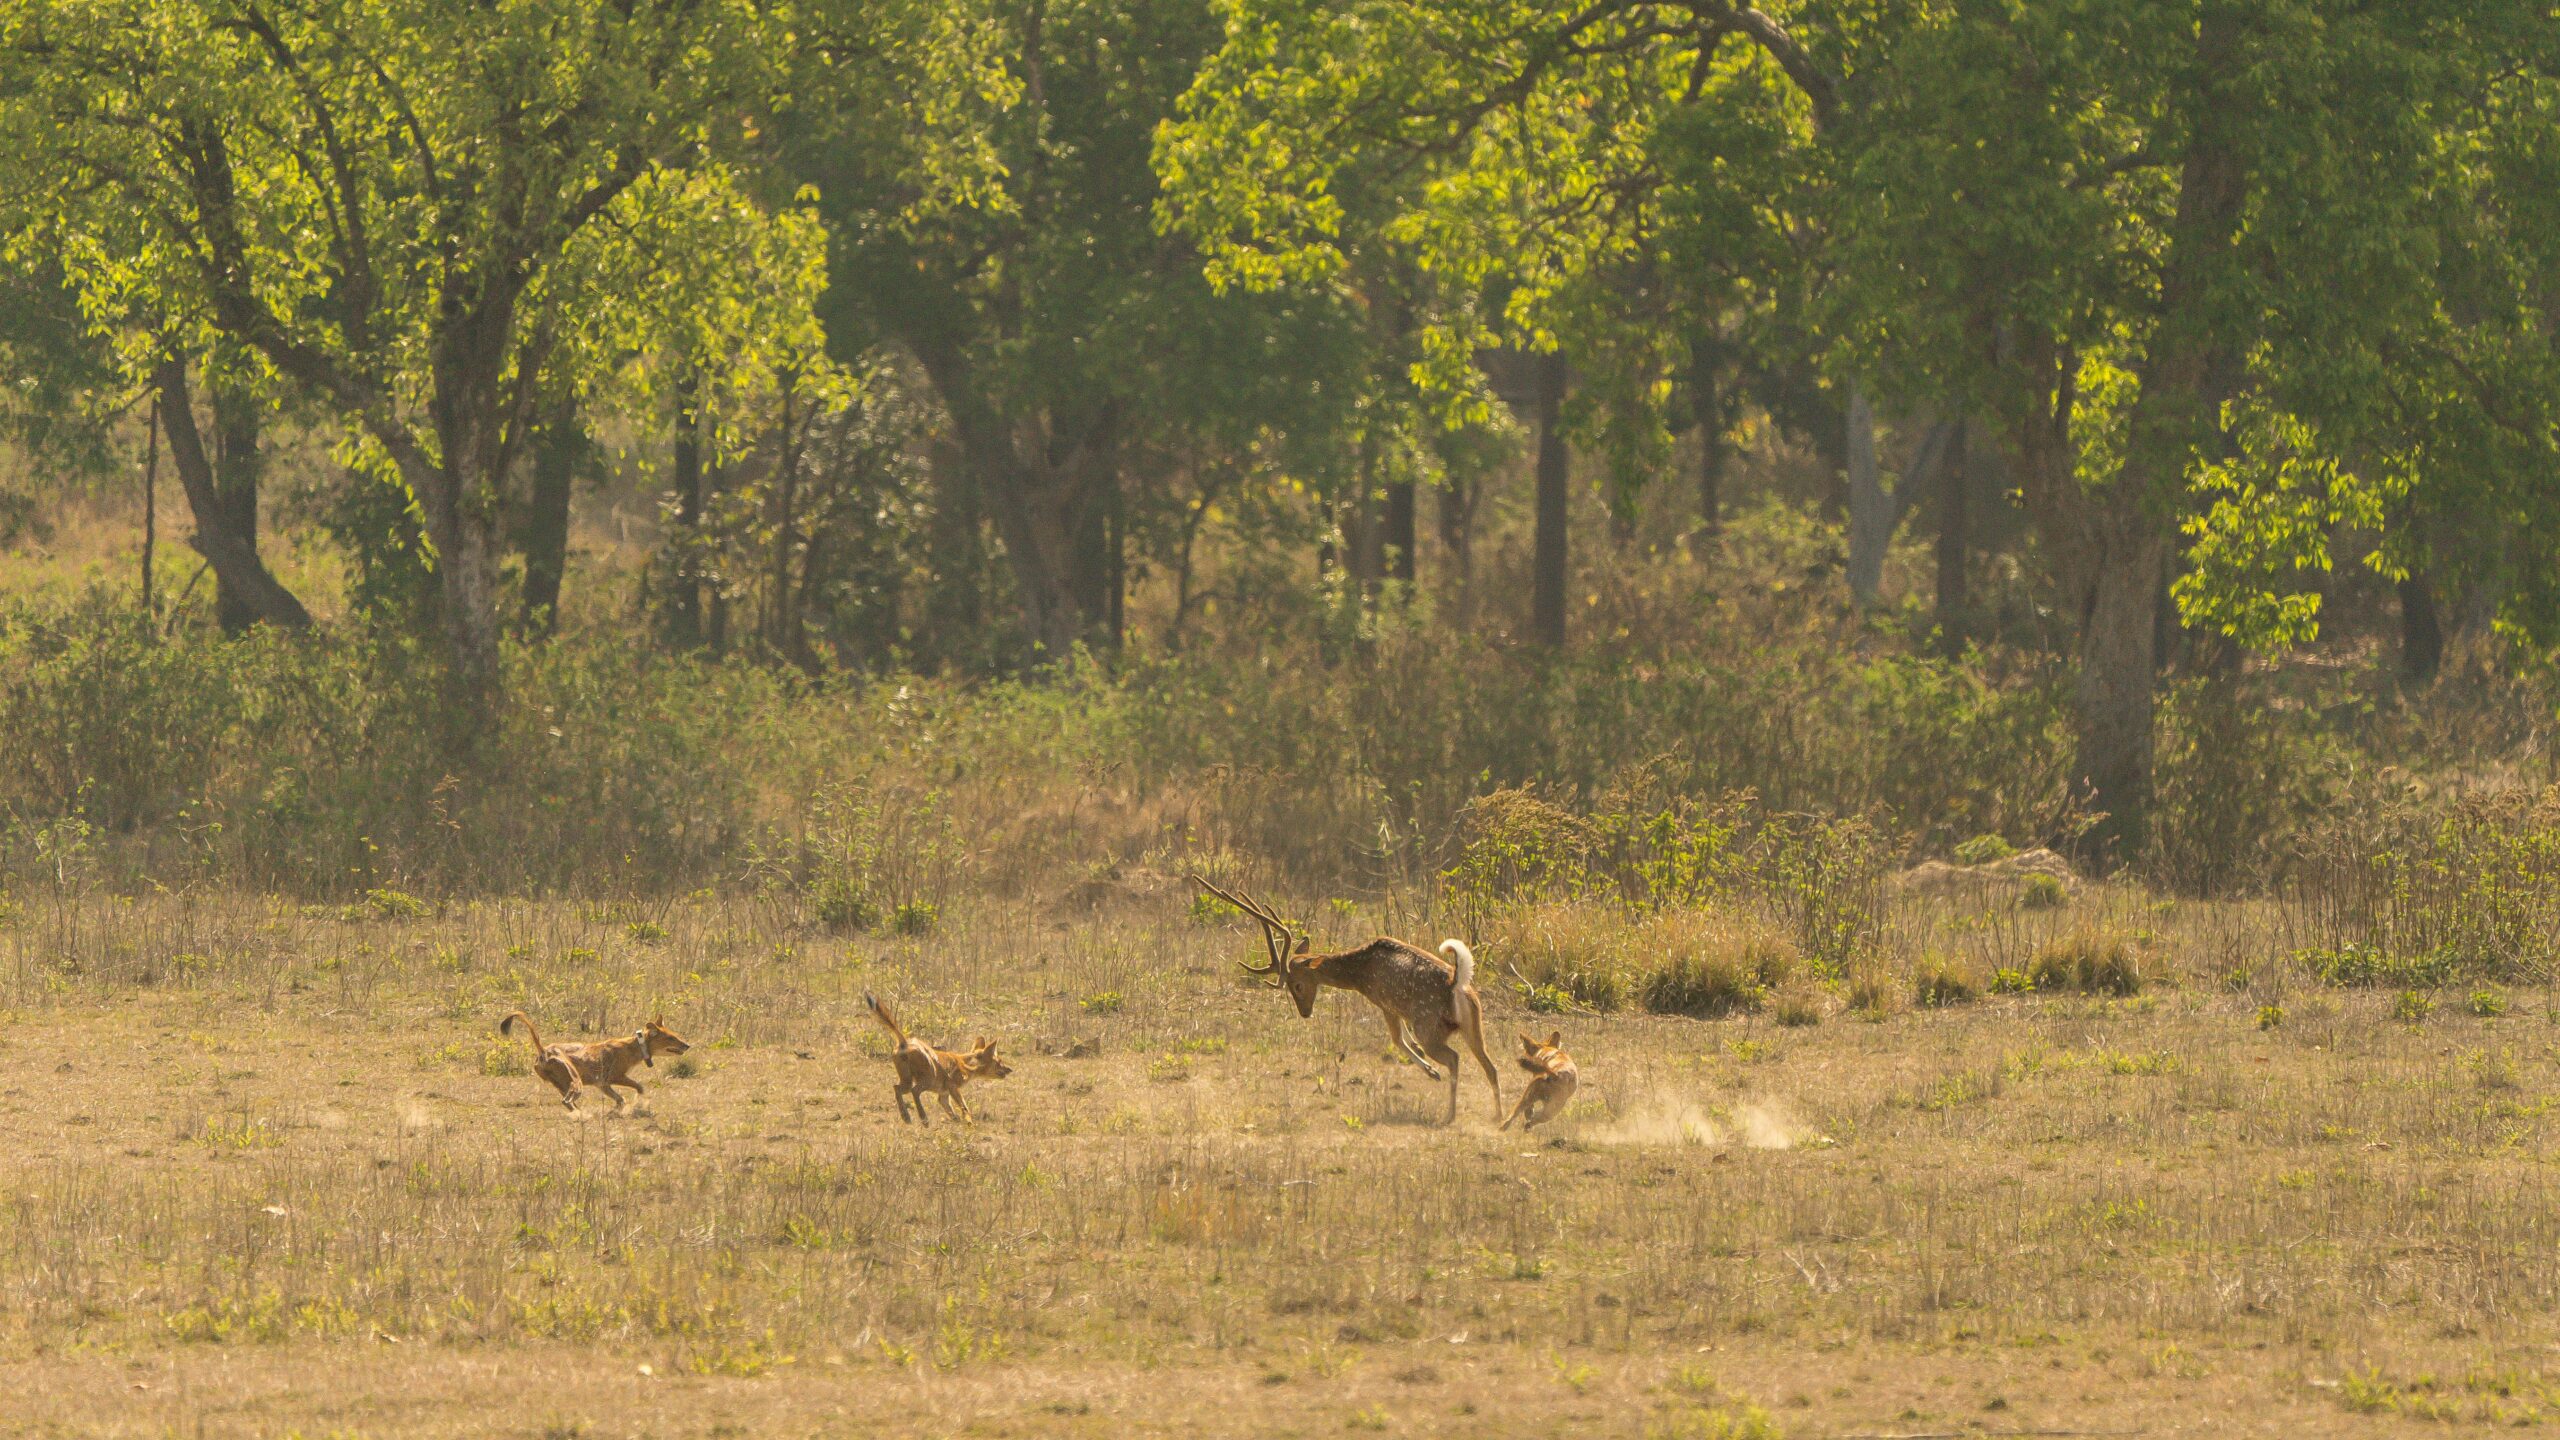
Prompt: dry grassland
<box><xmin>3</xmin><ymin>884</ymin><xmax>2558</xmax><ymax>1438</ymax></box>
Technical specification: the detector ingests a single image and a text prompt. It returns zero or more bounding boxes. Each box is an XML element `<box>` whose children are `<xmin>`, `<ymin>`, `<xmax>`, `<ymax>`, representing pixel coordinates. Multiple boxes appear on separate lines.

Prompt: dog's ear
<box><xmin>1520</xmin><ymin>1033</ymin><xmax>1539</xmax><ymax>1054</ymax></box>
<box><xmin>1548</xmin><ymin>1030</ymin><xmax>1562</xmax><ymax>1050</ymax></box>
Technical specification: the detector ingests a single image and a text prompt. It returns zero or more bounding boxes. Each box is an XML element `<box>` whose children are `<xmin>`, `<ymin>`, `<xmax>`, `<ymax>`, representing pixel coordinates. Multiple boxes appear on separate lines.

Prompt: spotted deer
<box><xmin>1191</xmin><ymin>875</ymin><xmax>1500</xmax><ymax>1124</ymax></box>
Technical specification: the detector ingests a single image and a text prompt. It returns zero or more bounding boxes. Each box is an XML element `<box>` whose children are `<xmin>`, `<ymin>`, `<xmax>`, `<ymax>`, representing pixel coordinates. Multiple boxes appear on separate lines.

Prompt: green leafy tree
<box><xmin>0</xmin><ymin>0</ymin><xmax>938</xmax><ymax>720</ymax></box>
<box><xmin>798</xmin><ymin>0</ymin><xmax>1391</xmax><ymax>667</ymax></box>
<box><xmin>1164</xmin><ymin>0</ymin><xmax>2557</xmax><ymax>859</ymax></box>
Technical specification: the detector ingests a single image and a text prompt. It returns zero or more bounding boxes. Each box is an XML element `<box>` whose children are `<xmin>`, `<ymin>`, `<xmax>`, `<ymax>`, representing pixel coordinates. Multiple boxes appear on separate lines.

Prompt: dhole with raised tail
<box><xmin>1502</xmin><ymin>1030</ymin><xmax>1580</xmax><ymax>1131</ymax></box>
<box><xmin>498</xmin><ymin>1012</ymin><xmax>690</xmax><ymax>1112</ymax></box>
<box><xmin>864</xmin><ymin>992</ymin><xmax>1012</xmax><ymax>1124</ymax></box>
<box><xmin>1191</xmin><ymin>875</ymin><xmax>1499</xmax><ymax>1124</ymax></box>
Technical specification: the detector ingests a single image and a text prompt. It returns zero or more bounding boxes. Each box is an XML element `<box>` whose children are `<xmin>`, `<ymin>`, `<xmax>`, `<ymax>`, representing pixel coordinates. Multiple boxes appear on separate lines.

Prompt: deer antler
<box><xmin>1189</xmin><ymin>873</ymin><xmax>1294</xmax><ymax>978</ymax></box>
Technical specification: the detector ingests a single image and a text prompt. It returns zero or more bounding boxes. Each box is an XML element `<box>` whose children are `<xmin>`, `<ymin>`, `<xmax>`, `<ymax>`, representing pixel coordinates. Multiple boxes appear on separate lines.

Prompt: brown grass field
<box><xmin>4</xmin><ymin>881</ymin><xmax>2559</xmax><ymax>1438</ymax></box>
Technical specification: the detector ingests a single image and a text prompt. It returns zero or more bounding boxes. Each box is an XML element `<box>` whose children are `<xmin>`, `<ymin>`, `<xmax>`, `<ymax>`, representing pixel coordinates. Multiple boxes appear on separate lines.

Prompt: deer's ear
<box><xmin>1293</xmin><ymin>935</ymin><xmax>1310</xmax><ymax>955</ymax></box>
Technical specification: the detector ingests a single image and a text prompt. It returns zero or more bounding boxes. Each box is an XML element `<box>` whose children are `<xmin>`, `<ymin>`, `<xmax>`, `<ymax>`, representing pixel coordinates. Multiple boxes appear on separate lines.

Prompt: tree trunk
<box><xmin>518</xmin><ymin>399</ymin><xmax>580</xmax><ymax>640</ymax></box>
<box><xmin>768</xmin><ymin>382</ymin><xmax>801</xmax><ymax>660</ymax></box>
<box><xmin>151</xmin><ymin>360</ymin><xmax>313</xmax><ymax>632</ymax></box>
<box><xmin>140</xmin><ymin>400</ymin><xmax>159</xmax><ymax>622</ymax></box>
<box><xmin>1935</xmin><ymin>420</ymin><xmax>1969</xmax><ymax>650</ymax></box>
<box><xmin>1384</xmin><ymin>478</ymin><xmax>1416</xmax><ymax>585</ymax></box>
<box><xmin>438</xmin><ymin>515</ymin><xmax>505</xmax><ymax>718</ymax></box>
<box><xmin>1438</xmin><ymin>476</ymin><xmax>1477</xmax><ymax>582</ymax></box>
<box><xmin>2399</xmin><ymin>572</ymin><xmax>2444</xmax><ymax>685</ymax></box>
<box><xmin>1531</xmin><ymin>351</ymin><xmax>1569</xmax><ymax>648</ymax></box>
<box><xmin>2054</xmin><ymin>7</ymin><xmax>2246</xmax><ymax>867</ymax></box>
<box><xmin>210</xmin><ymin>383</ymin><xmax>264</xmax><ymax>635</ymax></box>
<box><xmin>667</xmin><ymin>372</ymin><xmax>706</xmax><ymax>650</ymax></box>
<box><xmin>1695</xmin><ymin>414</ymin><xmax>1724</xmax><ymax>546</ymax></box>
<box><xmin>2073</xmin><ymin>521</ymin><xmax>2167</xmax><ymax>858</ymax></box>
<box><xmin>1343</xmin><ymin>440</ymin><xmax>1383</xmax><ymax>602</ymax></box>
<box><xmin>988</xmin><ymin>474</ymin><xmax>1083</xmax><ymax>664</ymax></box>
<box><xmin>1845</xmin><ymin>385</ymin><xmax>1887</xmax><ymax>607</ymax></box>
<box><xmin>1053</xmin><ymin>419</ymin><xmax>1121</xmax><ymax>651</ymax></box>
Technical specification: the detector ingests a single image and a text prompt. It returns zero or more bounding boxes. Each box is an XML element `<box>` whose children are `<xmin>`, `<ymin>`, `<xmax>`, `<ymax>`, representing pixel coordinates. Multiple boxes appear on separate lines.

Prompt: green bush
<box><xmin>2297</xmin><ymin>942</ymin><xmax>2456</xmax><ymax>990</ymax></box>
<box><xmin>810</xmin><ymin>875</ymin><xmax>879</xmax><ymax>935</ymax></box>
<box><xmin>1954</xmin><ymin>834</ymin><xmax>2016</xmax><ymax>865</ymax></box>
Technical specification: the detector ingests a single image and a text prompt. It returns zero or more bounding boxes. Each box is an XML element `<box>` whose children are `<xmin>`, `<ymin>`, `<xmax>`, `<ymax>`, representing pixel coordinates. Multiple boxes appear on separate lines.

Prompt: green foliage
<box><xmin>2469</xmin><ymin>989</ymin><xmax>2508</xmax><ymax>1018</ymax></box>
<box><xmin>1954</xmin><ymin>834</ymin><xmax>2016</xmax><ymax>865</ymax></box>
<box><xmin>2298</xmin><ymin>942</ymin><xmax>2456</xmax><ymax>991</ymax></box>
<box><xmin>2018</xmin><ymin>874</ymin><xmax>2068</xmax><ymax>912</ymax></box>
<box><xmin>2393</xmin><ymin>990</ymin><xmax>2435</xmax><ymax>1026</ymax></box>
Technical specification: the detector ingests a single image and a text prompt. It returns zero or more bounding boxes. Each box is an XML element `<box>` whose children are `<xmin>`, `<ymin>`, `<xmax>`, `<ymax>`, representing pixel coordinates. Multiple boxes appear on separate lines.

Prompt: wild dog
<box><xmin>1501</xmin><ymin>1030</ymin><xmax>1580</xmax><ymax>1132</ymax></box>
<box><xmin>498</xmin><ymin>1012</ymin><xmax>691</xmax><ymax>1112</ymax></box>
<box><xmin>1191</xmin><ymin>875</ymin><xmax>1500</xmax><ymax>1124</ymax></box>
<box><xmin>863</xmin><ymin>992</ymin><xmax>1012</xmax><ymax>1124</ymax></box>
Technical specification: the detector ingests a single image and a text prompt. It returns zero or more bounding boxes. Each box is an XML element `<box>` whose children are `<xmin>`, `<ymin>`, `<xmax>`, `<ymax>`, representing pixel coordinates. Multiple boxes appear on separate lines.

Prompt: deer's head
<box><xmin>1191</xmin><ymin>875</ymin><xmax>1319</xmax><ymax>1017</ymax></box>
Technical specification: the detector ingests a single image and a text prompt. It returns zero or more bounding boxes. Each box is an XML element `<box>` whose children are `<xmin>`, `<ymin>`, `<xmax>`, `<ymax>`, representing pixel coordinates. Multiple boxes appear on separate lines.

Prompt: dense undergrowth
<box><xmin>3</xmin><ymin>508</ymin><xmax>2557</xmax><ymax>1014</ymax></box>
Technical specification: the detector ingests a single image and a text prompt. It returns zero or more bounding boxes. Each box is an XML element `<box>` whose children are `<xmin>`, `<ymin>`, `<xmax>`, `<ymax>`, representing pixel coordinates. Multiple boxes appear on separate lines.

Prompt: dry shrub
<box><xmin>2029</xmin><ymin>930</ymin><xmax>2144</xmax><ymax>996</ymax></box>
<box><xmin>1488</xmin><ymin>903</ymin><xmax>1796</xmax><ymax>1016</ymax></box>
<box><xmin>1639</xmin><ymin>912</ymin><xmax>1801</xmax><ymax>1018</ymax></box>
<box><xmin>1913</xmin><ymin>953</ymin><xmax>1980</xmax><ymax>1007</ymax></box>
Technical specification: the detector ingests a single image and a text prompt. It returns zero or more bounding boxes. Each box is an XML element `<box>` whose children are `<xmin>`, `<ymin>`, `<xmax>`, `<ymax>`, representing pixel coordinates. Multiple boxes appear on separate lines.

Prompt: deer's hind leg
<box><xmin>1419</xmin><ymin>1034</ymin><xmax>1464</xmax><ymax>1124</ymax></box>
<box><xmin>1380</xmin><ymin>1008</ymin><xmax>1443</xmax><ymax>1080</ymax></box>
<box><xmin>1458</xmin><ymin>1010</ymin><xmax>1502</xmax><ymax>1123</ymax></box>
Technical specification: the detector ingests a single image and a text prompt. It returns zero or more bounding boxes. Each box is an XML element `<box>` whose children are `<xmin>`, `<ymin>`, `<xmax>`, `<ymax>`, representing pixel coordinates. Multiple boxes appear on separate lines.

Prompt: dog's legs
<box><xmin>1500</xmin><ymin>1085</ymin><xmax>1538</xmax><ymax>1132</ymax></box>
<box><xmin>895</xmin><ymin>1082</ymin><xmax>918</xmax><ymax>1124</ymax></box>
<box><xmin>937</xmin><ymin>1089</ymin><xmax>966</xmax><ymax>1122</ymax></box>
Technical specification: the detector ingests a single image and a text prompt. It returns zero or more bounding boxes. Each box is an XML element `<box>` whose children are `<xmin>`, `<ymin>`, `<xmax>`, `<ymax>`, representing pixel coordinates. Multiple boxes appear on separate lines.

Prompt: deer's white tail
<box><xmin>1439</xmin><ymin>939</ymin><xmax>1475</xmax><ymax>994</ymax></box>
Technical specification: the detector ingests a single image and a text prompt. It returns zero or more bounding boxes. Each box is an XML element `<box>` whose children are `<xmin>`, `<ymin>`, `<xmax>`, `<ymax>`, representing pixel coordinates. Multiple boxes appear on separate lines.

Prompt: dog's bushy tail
<box><xmin>499</xmin><ymin>1010</ymin><xmax>545</xmax><ymax>1056</ymax></box>
<box><xmin>863</xmin><ymin>992</ymin><xmax>908</xmax><ymax>1046</ymax></box>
